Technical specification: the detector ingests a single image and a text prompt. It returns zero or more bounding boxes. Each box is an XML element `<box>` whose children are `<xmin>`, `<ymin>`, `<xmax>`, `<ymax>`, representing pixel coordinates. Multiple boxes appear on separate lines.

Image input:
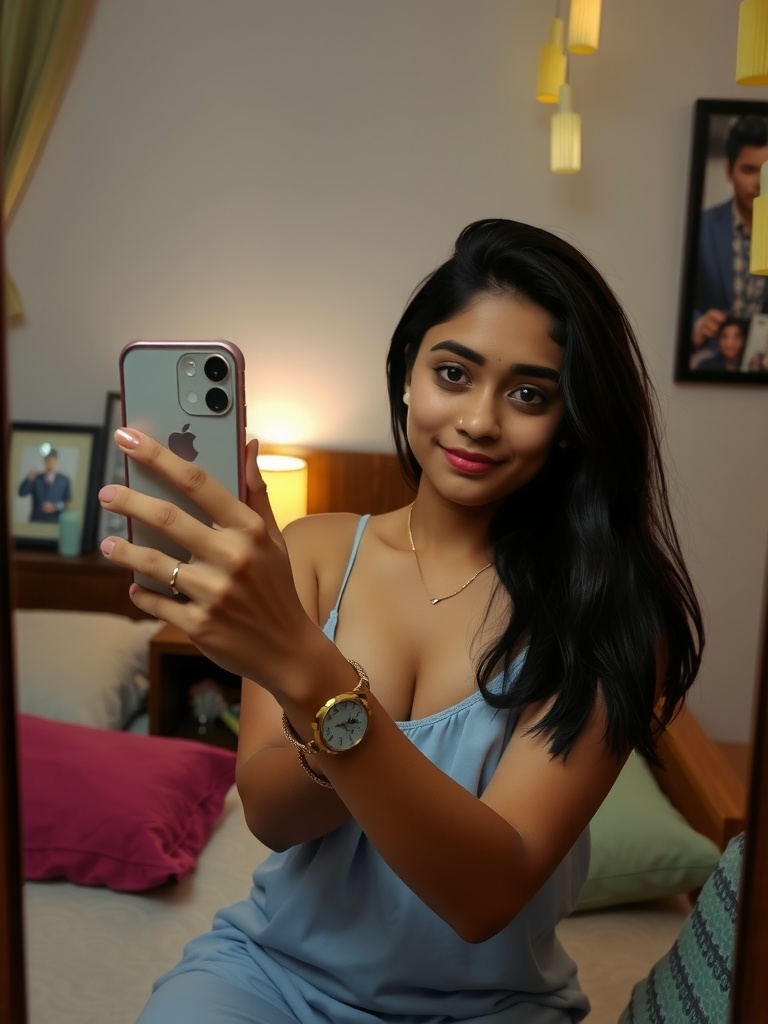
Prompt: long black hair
<box><xmin>386</xmin><ymin>219</ymin><xmax>703</xmax><ymax>763</ymax></box>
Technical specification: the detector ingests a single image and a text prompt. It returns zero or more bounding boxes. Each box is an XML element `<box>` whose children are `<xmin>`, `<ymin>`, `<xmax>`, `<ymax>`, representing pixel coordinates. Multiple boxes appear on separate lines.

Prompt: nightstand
<box><xmin>148</xmin><ymin>622</ymin><xmax>240</xmax><ymax>750</ymax></box>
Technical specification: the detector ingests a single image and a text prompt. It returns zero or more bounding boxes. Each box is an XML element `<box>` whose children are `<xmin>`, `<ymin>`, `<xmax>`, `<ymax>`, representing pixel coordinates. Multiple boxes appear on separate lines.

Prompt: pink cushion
<box><xmin>19</xmin><ymin>714</ymin><xmax>237</xmax><ymax>892</ymax></box>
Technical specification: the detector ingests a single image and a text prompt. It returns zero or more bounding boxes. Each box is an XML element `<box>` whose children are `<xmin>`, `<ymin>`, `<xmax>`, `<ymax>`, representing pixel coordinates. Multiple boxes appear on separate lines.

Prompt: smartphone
<box><xmin>118</xmin><ymin>340</ymin><xmax>247</xmax><ymax>595</ymax></box>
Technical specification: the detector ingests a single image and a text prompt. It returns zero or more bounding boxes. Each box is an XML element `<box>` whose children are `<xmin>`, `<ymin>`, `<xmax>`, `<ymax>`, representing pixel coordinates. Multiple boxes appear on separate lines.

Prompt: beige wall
<box><xmin>6</xmin><ymin>0</ymin><xmax>768</xmax><ymax>741</ymax></box>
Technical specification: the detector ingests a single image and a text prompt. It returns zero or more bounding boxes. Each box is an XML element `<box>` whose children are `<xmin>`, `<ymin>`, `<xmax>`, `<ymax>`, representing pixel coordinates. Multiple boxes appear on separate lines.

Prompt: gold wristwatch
<box><xmin>281</xmin><ymin>659</ymin><xmax>371</xmax><ymax>755</ymax></box>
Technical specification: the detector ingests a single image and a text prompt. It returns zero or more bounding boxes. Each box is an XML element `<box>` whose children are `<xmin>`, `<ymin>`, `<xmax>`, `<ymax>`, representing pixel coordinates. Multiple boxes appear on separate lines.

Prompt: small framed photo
<box><xmin>675</xmin><ymin>98</ymin><xmax>768</xmax><ymax>383</ymax></box>
<box><xmin>96</xmin><ymin>391</ymin><xmax>128</xmax><ymax>544</ymax></box>
<box><xmin>9</xmin><ymin>422</ymin><xmax>102</xmax><ymax>550</ymax></box>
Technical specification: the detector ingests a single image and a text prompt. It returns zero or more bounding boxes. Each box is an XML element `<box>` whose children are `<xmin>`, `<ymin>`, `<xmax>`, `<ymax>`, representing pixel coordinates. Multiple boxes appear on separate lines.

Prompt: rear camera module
<box><xmin>204</xmin><ymin>356</ymin><xmax>229</xmax><ymax>383</ymax></box>
<box><xmin>205</xmin><ymin>387</ymin><xmax>230</xmax><ymax>413</ymax></box>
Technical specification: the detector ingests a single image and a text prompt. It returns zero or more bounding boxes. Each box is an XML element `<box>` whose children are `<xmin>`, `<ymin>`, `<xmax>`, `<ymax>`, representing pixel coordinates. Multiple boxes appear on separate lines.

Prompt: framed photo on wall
<box><xmin>9</xmin><ymin>422</ymin><xmax>102</xmax><ymax>550</ymax></box>
<box><xmin>96</xmin><ymin>391</ymin><xmax>128</xmax><ymax>544</ymax></box>
<box><xmin>675</xmin><ymin>98</ymin><xmax>768</xmax><ymax>383</ymax></box>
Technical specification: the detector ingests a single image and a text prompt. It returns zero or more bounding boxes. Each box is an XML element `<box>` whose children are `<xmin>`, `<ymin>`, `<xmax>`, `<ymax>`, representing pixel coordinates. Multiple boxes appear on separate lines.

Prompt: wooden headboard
<box><xmin>654</xmin><ymin>708</ymin><xmax>746</xmax><ymax>849</ymax></box>
<box><xmin>263</xmin><ymin>446</ymin><xmax>415</xmax><ymax>517</ymax></box>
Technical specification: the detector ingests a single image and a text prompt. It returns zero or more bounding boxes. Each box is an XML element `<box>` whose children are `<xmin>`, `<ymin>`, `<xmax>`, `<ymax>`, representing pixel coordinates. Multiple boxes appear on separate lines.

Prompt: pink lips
<box><xmin>441</xmin><ymin>447</ymin><xmax>498</xmax><ymax>475</ymax></box>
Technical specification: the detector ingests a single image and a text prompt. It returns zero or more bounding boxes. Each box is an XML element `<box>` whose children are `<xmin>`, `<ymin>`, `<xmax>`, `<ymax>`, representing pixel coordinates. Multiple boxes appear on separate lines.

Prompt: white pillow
<box><xmin>15</xmin><ymin>611</ymin><xmax>162</xmax><ymax>730</ymax></box>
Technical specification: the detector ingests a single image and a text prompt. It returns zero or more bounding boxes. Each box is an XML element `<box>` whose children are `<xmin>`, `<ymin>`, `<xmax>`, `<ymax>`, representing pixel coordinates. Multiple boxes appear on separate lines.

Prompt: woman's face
<box><xmin>405</xmin><ymin>291</ymin><xmax>566</xmax><ymax>508</ymax></box>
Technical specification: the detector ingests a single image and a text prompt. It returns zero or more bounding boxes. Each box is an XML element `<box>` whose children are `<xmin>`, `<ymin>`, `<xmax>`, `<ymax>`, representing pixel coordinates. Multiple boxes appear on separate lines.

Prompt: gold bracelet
<box><xmin>297</xmin><ymin>749</ymin><xmax>334</xmax><ymax>789</ymax></box>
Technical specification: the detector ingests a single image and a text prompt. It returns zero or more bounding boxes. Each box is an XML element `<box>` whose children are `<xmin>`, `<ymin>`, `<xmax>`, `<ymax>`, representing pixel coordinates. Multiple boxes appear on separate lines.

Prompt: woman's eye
<box><xmin>511</xmin><ymin>385</ymin><xmax>545</xmax><ymax>405</ymax></box>
<box><xmin>437</xmin><ymin>365</ymin><xmax>468</xmax><ymax>385</ymax></box>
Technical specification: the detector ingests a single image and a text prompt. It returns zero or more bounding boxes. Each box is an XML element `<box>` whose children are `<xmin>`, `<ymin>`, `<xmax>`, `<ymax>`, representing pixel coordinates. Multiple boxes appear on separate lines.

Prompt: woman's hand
<box><xmin>98</xmin><ymin>428</ymin><xmax>319</xmax><ymax>693</ymax></box>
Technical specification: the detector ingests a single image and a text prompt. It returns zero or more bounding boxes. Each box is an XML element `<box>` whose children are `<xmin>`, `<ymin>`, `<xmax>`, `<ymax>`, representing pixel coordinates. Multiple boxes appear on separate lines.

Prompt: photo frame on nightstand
<box><xmin>9</xmin><ymin>421</ymin><xmax>102</xmax><ymax>551</ymax></box>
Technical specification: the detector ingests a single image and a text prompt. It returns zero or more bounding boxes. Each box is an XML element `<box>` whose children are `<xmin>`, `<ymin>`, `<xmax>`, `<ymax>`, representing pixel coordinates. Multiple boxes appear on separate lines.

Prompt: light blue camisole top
<box><xmin>218</xmin><ymin>516</ymin><xmax>591</xmax><ymax>1023</ymax></box>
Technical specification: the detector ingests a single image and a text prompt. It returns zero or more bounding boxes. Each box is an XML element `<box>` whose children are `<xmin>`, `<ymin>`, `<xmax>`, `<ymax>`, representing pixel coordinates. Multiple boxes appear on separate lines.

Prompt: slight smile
<box><xmin>440</xmin><ymin>446</ymin><xmax>500</xmax><ymax>475</ymax></box>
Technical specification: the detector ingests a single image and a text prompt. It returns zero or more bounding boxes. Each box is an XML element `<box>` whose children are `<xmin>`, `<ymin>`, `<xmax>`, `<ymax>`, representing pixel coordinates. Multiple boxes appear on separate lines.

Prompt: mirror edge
<box><xmin>731</xmin><ymin>571</ymin><xmax>768</xmax><ymax>1021</ymax></box>
<box><xmin>0</xmin><ymin>146</ymin><xmax>27</xmax><ymax>1019</ymax></box>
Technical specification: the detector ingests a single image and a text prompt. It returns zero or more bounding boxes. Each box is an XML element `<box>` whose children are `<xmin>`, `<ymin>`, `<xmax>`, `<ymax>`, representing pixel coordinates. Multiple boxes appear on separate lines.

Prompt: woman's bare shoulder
<box><xmin>283</xmin><ymin>509</ymin><xmax>405</xmax><ymax>574</ymax></box>
<box><xmin>282</xmin><ymin>511</ymin><xmax>404</xmax><ymax>624</ymax></box>
<box><xmin>283</xmin><ymin>512</ymin><xmax>362</xmax><ymax>555</ymax></box>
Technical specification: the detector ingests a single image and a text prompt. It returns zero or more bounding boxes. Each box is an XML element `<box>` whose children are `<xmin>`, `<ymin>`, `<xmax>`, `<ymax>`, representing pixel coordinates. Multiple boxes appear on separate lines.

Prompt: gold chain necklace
<box><xmin>407</xmin><ymin>503</ymin><xmax>493</xmax><ymax>606</ymax></box>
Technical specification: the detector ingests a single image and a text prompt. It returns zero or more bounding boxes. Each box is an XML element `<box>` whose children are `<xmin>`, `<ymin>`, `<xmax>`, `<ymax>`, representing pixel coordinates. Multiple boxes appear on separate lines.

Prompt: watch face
<box><xmin>319</xmin><ymin>696</ymin><xmax>369</xmax><ymax>751</ymax></box>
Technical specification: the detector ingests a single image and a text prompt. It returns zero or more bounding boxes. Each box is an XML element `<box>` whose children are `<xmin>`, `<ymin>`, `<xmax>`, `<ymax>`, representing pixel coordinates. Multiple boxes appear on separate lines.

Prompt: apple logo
<box><xmin>168</xmin><ymin>424</ymin><xmax>199</xmax><ymax>462</ymax></box>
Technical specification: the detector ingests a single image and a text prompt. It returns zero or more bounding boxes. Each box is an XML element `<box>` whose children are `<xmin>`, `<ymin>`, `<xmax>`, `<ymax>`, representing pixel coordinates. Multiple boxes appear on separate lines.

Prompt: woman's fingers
<box><xmin>100</xmin><ymin>534</ymin><xmax>200</xmax><ymax>601</ymax></box>
<box><xmin>98</xmin><ymin>535</ymin><xmax>201</xmax><ymax>630</ymax></box>
<box><xmin>128</xmin><ymin>580</ymin><xmax>198</xmax><ymax>632</ymax></box>
<box><xmin>98</xmin><ymin>480</ymin><xmax>225</xmax><ymax>563</ymax></box>
<box><xmin>244</xmin><ymin>438</ymin><xmax>282</xmax><ymax>540</ymax></box>
<box><xmin>114</xmin><ymin>427</ymin><xmax>254</xmax><ymax>532</ymax></box>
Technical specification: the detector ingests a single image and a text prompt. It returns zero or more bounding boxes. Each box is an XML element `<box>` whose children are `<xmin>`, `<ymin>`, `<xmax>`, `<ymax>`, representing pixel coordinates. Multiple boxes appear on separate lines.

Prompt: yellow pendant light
<box><xmin>537</xmin><ymin>17</ymin><xmax>567</xmax><ymax>103</ymax></box>
<box><xmin>750</xmin><ymin>162</ymin><xmax>768</xmax><ymax>274</ymax></box>
<box><xmin>568</xmin><ymin>0</ymin><xmax>602</xmax><ymax>55</ymax></box>
<box><xmin>736</xmin><ymin>0</ymin><xmax>768</xmax><ymax>85</ymax></box>
<box><xmin>551</xmin><ymin>83</ymin><xmax>581</xmax><ymax>174</ymax></box>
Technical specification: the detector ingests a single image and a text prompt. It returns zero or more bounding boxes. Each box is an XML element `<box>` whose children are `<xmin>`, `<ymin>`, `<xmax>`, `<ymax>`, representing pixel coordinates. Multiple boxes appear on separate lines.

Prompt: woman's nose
<box><xmin>457</xmin><ymin>389</ymin><xmax>501</xmax><ymax>439</ymax></box>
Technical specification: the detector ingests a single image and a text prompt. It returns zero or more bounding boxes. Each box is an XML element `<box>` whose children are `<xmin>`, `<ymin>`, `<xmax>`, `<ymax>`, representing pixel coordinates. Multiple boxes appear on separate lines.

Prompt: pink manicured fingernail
<box><xmin>99</xmin><ymin>485</ymin><xmax>117</xmax><ymax>503</ymax></box>
<box><xmin>115</xmin><ymin>428</ymin><xmax>139</xmax><ymax>448</ymax></box>
<box><xmin>100</xmin><ymin>538</ymin><xmax>116</xmax><ymax>557</ymax></box>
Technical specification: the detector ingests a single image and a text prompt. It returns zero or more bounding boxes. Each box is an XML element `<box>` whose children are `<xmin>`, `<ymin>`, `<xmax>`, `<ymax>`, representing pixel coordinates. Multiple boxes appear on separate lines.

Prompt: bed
<box><xmin>14</xmin><ymin>448</ymin><xmax>747</xmax><ymax>1024</ymax></box>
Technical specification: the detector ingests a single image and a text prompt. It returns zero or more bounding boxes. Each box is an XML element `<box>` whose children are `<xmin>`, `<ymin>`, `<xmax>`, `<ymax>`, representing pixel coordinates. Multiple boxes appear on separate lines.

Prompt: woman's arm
<box><xmin>274</xmin><ymin>640</ymin><xmax>627</xmax><ymax>943</ymax></box>
<box><xmin>235</xmin><ymin>681</ymin><xmax>351</xmax><ymax>849</ymax></box>
<box><xmin>100</xmin><ymin>430</ymin><xmax>629</xmax><ymax>943</ymax></box>
<box><xmin>235</xmin><ymin>515</ymin><xmax>357</xmax><ymax>849</ymax></box>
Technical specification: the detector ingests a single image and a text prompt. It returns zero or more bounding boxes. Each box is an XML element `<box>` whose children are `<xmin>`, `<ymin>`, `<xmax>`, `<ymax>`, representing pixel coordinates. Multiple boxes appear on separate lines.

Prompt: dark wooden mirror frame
<box><xmin>1</xmin><ymin>226</ymin><xmax>27</xmax><ymax>1021</ymax></box>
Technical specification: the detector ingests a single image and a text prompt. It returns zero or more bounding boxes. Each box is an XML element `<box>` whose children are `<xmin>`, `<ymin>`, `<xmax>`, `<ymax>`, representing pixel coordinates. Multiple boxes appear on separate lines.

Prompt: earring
<box><xmin>558</xmin><ymin>438</ymin><xmax>569</xmax><ymax>449</ymax></box>
<box><xmin>403</xmin><ymin>392</ymin><xmax>410</xmax><ymax>406</ymax></box>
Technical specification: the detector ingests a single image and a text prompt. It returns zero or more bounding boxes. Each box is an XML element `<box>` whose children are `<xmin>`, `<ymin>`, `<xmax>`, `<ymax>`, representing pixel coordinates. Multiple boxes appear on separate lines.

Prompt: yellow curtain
<box><xmin>1</xmin><ymin>0</ymin><xmax>94</xmax><ymax>320</ymax></box>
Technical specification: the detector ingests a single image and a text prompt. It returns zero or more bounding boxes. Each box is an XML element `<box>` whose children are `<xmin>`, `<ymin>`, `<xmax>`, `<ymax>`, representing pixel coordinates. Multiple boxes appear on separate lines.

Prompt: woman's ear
<box><xmin>403</xmin><ymin>358</ymin><xmax>412</xmax><ymax>406</ymax></box>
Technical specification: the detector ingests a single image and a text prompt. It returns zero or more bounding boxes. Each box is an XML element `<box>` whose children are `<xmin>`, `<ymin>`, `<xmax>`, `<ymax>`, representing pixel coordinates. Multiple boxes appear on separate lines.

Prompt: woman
<box><xmin>100</xmin><ymin>219</ymin><xmax>703</xmax><ymax>1023</ymax></box>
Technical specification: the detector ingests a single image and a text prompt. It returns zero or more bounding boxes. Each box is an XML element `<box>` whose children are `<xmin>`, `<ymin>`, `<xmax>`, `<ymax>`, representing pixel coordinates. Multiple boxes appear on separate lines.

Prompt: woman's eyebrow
<box><xmin>429</xmin><ymin>340</ymin><xmax>485</xmax><ymax>365</ymax></box>
<box><xmin>511</xmin><ymin>363</ymin><xmax>561</xmax><ymax>384</ymax></box>
<box><xmin>430</xmin><ymin>342</ymin><xmax>561</xmax><ymax>384</ymax></box>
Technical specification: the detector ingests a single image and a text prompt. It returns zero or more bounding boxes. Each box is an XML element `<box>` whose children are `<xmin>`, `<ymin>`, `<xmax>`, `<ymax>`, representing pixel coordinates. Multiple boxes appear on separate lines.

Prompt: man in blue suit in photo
<box><xmin>18</xmin><ymin>449</ymin><xmax>72</xmax><ymax>523</ymax></box>
<box><xmin>690</xmin><ymin>115</ymin><xmax>768</xmax><ymax>369</ymax></box>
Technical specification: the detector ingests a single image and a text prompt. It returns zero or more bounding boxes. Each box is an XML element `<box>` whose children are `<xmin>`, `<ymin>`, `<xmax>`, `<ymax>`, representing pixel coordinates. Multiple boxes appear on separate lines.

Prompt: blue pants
<box><xmin>137</xmin><ymin>971</ymin><xmax>573</xmax><ymax>1024</ymax></box>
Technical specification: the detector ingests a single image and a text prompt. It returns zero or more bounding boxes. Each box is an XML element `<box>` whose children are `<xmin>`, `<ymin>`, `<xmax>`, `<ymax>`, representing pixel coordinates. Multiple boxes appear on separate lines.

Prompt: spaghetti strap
<box><xmin>323</xmin><ymin>515</ymin><xmax>370</xmax><ymax>641</ymax></box>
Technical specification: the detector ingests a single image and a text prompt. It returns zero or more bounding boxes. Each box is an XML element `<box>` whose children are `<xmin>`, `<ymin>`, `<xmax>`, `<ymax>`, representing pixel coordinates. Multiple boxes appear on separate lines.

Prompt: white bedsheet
<box><xmin>24</xmin><ymin>784</ymin><xmax>688</xmax><ymax>1024</ymax></box>
<box><xmin>25</xmin><ymin>785</ymin><xmax>268</xmax><ymax>1024</ymax></box>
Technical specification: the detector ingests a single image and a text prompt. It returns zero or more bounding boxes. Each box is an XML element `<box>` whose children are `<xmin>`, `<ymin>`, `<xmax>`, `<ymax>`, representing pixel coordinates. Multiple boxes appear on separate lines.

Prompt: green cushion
<box><xmin>575</xmin><ymin>751</ymin><xmax>722</xmax><ymax>912</ymax></box>
<box><xmin>618</xmin><ymin>833</ymin><xmax>743</xmax><ymax>1023</ymax></box>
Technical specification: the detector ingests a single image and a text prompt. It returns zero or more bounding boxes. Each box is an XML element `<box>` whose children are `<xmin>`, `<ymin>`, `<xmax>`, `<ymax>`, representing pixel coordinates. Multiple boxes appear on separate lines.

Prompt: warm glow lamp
<box><xmin>256</xmin><ymin>455</ymin><xmax>309</xmax><ymax>530</ymax></box>
<box><xmin>567</xmin><ymin>0</ymin><xmax>602</xmax><ymax>55</ymax></box>
<box><xmin>536</xmin><ymin>17</ymin><xmax>567</xmax><ymax>103</ymax></box>
<box><xmin>736</xmin><ymin>0</ymin><xmax>768</xmax><ymax>85</ymax></box>
<box><xmin>750</xmin><ymin>162</ymin><xmax>768</xmax><ymax>274</ymax></box>
<box><xmin>551</xmin><ymin>83</ymin><xmax>581</xmax><ymax>174</ymax></box>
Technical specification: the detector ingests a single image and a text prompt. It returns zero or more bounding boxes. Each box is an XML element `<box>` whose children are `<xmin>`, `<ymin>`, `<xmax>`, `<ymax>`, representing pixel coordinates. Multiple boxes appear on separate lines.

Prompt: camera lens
<box><xmin>205</xmin><ymin>387</ymin><xmax>230</xmax><ymax>413</ymax></box>
<box><xmin>204</xmin><ymin>356</ymin><xmax>229</xmax><ymax>382</ymax></box>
